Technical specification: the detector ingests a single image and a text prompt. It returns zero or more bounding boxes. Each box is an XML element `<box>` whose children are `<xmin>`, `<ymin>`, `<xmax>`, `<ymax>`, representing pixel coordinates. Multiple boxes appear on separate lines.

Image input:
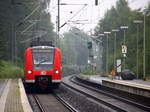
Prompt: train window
<box><xmin>32</xmin><ymin>49</ymin><xmax>54</xmax><ymax>71</ymax></box>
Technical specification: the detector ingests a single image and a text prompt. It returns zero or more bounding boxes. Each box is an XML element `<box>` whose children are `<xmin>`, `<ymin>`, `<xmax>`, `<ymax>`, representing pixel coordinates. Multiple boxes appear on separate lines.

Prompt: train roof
<box><xmin>31</xmin><ymin>46</ymin><xmax>55</xmax><ymax>49</ymax></box>
<box><xmin>30</xmin><ymin>41</ymin><xmax>55</xmax><ymax>47</ymax></box>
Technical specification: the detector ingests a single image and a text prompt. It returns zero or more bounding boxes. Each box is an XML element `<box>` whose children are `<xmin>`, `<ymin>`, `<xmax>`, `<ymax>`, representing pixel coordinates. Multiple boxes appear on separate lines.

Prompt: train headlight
<box><xmin>27</xmin><ymin>70</ymin><xmax>32</xmax><ymax>74</ymax></box>
<box><xmin>55</xmin><ymin>70</ymin><xmax>59</xmax><ymax>74</ymax></box>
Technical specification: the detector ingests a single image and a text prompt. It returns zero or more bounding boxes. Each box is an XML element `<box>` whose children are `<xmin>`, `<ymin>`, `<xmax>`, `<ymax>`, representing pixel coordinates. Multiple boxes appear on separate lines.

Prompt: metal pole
<box><xmin>14</xmin><ymin>31</ymin><xmax>16</xmax><ymax>65</ymax></box>
<box><xmin>104</xmin><ymin>32</ymin><xmax>111</xmax><ymax>75</ymax></box>
<box><xmin>12</xmin><ymin>23</ymin><xmax>14</xmax><ymax>63</ymax></box>
<box><xmin>133</xmin><ymin>20</ymin><xmax>143</xmax><ymax>79</ymax></box>
<box><xmin>106</xmin><ymin>34</ymin><xmax>108</xmax><ymax>75</ymax></box>
<box><xmin>123</xmin><ymin>30</ymin><xmax>126</xmax><ymax>69</ymax></box>
<box><xmin>114</xmin><ymin>32</ymin><xmax>117</xmax><ymax>70</ymax></box>
<box><xmin>136</xmin><ymin>24</ymin><xmax>139</xmax><ymax>79</ymax></box>
<box><xmin>56</xmin><ymin>0</ymin><xmax>60</xmax><ymax>47</ymax></box>
<box><xmin>112</xmin><ymin>29</ymin><xmax>119</xmax><ymax>71</ymax></box>
<box><xmin>56</xmin><ymin>16</ymin><xmax>58</xmax><ymax>45</ymax></box>
<box><xmin>143</xmin><ymin>14</ymin><xmax>146</xmax><ymax>80</ymax></box>
<box><xmin>123</xmin><ymin>30</ymin><xmax>126</xmax><ymax>45</ymax></box>
<box><xmin>98</xmin><ymin>34</ymin><xmax>104</xmax><ymax>73</ymax></box>
<box><xmin>120</xmin><ymin>26</ymin><xmax>128</xmax><ymax>71</ymax></box>
<box><xmin>58</xmin><ymin>0</ymin><xmax>60</xmax><ymax>35</ymax></box>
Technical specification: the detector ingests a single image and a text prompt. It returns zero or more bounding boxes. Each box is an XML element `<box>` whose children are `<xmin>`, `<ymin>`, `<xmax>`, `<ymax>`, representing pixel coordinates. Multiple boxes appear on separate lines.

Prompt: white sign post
<box><xmin>117</xmin><ymin>59</ymin><xmax>121</xmax><ymax>73</ymax></box>
<box><xmin>122</xmin><ymin>45</ymin><xmax>127</xmax><ymax>53</ymax></box>
<box><xmin>122</xmin><ymin>45</ymin><xmax>127</xmax><ymax>57</ymax></box>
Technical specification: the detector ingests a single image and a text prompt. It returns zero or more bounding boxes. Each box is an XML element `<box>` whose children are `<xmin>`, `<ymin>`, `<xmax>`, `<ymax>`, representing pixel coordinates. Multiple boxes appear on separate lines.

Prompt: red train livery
<box><xmin>25</xmin><ymin>42</ymin><xmax>62</xmax><ymax>88</ymax></box>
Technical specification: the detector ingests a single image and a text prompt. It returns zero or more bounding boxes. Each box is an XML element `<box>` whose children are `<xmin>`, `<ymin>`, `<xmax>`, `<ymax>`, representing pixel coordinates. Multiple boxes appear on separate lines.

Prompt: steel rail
<box><xmin>31</xmin><ymin>93</ymin><xmax>78</xmax><ymax>112</ymax></box>
<box><xmin>33</xmin><ymin>94</ymin><xmax>46</xmax><ymax>112</ymax></box>
<box><xmin>54</xmin><ymin>93</ymin><xmax>78</xmax><ymax>112</ymax></box>
<box><xmin>61</xmin><ymin>82</ymin><xmax>127</xmax><ymax>112</ymax></box>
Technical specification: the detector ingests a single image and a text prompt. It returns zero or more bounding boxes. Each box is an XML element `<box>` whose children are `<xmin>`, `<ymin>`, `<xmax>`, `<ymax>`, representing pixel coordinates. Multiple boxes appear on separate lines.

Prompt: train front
<box><xmin>25</xmin><ymin>46</ymin><xmax>62</xmax><ymax>89</ymax></box>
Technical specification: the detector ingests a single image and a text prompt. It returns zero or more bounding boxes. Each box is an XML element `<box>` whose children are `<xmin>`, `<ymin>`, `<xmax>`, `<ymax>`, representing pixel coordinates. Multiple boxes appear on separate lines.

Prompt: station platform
<box><xmin>78</xmin><ymin>74</ymin><xmax>150</xmax><ymax>98</ymax></box>
<box><xmin>0</xmin><ymin>79</ymin><xmax>32</xmax><ymax>112</ymax></box>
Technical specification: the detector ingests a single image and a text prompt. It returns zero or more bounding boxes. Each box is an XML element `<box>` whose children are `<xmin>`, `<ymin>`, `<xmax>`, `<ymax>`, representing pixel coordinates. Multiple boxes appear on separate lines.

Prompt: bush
<box><xmin>82</xmin><ymin>68</ymin><xmax>97</xmax><ymax>75</ymax></box>
<box><xmin>0</xmin><ymin>61</ymin><xmax>24</xmax><ymax>78</ymax></box>
<box><xmin>62</xmin><ymin>65</ymin><xmax>80</xmax><ymax>74</ymax></box>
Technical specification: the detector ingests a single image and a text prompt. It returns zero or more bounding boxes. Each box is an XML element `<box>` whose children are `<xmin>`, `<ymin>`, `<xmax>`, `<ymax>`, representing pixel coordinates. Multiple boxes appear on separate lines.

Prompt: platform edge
<box><xmin>19</xmin><ymin>79</ymin><xmax>33</xmax><ymax>112</ymax></box>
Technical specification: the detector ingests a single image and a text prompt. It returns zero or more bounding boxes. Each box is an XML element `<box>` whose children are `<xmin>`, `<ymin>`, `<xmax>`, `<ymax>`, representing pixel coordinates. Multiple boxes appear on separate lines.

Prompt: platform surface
<box><xmin>0</xmin><ymin>79</ymin><xmax>33</xmax><ymax>112</ymax></box>
<box><xmin>80</xmin><ymin>75</ymin><xmax>150</xmax><ymax>97</ymax></box>
<box><xmin>88</xmin><ymin>75</ymin><xmax>150</xmax><ymax>87</ymax></box>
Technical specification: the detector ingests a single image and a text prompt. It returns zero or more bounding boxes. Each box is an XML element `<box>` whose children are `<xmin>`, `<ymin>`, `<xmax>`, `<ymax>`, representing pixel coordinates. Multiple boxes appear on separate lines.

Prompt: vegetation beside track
<box><xmin>82</xmin><ymin>68</ymin><xmax>99</xmax><ymax>76</ymax></box>
<box><xmin>0</xmin><ymin>61</ymin><xmax>24</xmax><ymax>78</ymax></box>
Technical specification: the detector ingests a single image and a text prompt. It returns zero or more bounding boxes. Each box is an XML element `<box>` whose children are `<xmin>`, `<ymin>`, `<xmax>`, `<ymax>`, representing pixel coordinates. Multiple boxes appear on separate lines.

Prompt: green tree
<box><xmin>95</xmin><ymin>0</ymin><xmax>150</xmax><ymax>78</ymax></box>
<box><xmin>59</xmin><ymin>27</ymin><xmax>89</xmax><ymax>66</ymax></box>
<box><xmin>0</xmin><ymin>0</ymin><xmax>54</xmax><ymax>66</ymax></box>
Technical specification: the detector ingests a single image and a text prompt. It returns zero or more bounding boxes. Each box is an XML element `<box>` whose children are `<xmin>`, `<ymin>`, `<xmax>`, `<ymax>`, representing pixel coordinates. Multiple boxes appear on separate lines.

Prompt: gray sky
<box><xmin>49</xmin><ymin>0</ymin><xmax>150</xmax><ymax>34</ymax></box>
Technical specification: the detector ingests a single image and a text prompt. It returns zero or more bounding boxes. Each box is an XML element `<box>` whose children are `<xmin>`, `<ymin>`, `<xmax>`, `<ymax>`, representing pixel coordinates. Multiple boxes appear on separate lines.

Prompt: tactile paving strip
<box><xmin>4</xmin><ymin>79</ymin><xmax>23</xmax><ymax>112</ymax></box>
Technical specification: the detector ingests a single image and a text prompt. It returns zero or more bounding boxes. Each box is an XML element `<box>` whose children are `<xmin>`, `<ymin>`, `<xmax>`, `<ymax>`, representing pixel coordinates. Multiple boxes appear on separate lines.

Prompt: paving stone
<box><xmin>4</xmin><ymin>79</ymin><xmax>23</xmax><ymax>112</ymax></box>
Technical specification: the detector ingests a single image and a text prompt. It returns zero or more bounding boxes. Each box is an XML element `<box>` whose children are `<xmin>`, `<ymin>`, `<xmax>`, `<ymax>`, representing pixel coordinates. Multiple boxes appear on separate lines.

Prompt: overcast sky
<box><xmin>49</xmin><ymin>0</ymin><xmax>150</xmax><ymax>34</ymax></box>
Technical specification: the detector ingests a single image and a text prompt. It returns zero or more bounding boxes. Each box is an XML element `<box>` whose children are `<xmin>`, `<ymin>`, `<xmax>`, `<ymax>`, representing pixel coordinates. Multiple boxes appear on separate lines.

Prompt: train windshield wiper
<box><xmin>36</xmin><ymin>59</ymin><xmax>48</xmax><ymax>66</ymax></box>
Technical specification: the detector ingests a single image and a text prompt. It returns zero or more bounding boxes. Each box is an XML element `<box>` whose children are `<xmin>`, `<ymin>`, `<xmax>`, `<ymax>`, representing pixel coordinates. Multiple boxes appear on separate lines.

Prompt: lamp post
<box><xmin>98</xmin><ymin>34</ymin><xmax>105</xmax><ymax>73</ymax></box>
<box><xmin>143</xmin><ymin>10</ymin><xmax>146</xmax><ymax>80</ymax></box>
<box><xmin>112</xmin><ymin>29</ymin><xmax>119</xmax><ymax>71</ymax></box>
<box><xmin>104</xmin><ymin>32</ymin><xmax>111</xmax><ymax>75</ymax></box>
<box><xmin>95</xmin><ymin>34</ymin><xmax>104</xmax><ymax>63</ymax></box>
<box><xmin>120</xmin><ymin>26</ymin><xmax>128</xmax><ymax>70</ymax></box>
<box><xmin>133</xmin><ymin>20</ymin><xmax>143</xmax><ymax>79</ymax></box>
<box><xmin>143</xmin><ymin>9</ymin><xmax>150</xmax><ymax>80</ymax></box>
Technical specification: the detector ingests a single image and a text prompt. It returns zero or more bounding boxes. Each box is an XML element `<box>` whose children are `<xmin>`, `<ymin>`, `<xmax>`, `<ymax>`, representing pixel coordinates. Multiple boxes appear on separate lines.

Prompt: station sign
<box><xmin>122</xmin><ymin>45</ymin><xmax>127</xmax><ymax>54</ymax></box>
<box><xmin>116</xmin><ymin>59</ymin><xmax>121</xmax><ymax>73</ymax></box>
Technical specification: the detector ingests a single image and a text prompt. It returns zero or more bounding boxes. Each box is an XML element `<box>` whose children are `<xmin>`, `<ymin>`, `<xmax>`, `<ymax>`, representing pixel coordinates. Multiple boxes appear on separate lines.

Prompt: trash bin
<box><xmin>120</xmin><ymin>69</ymin><xmax>135</xmax><ymax>80</ymax></box>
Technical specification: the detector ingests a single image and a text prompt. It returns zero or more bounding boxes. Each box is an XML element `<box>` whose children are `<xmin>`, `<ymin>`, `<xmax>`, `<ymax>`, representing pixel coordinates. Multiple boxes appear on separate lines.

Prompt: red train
<box><xmin>25</xmin><ymin>41</ymin><xmax>62</xmax><ymax>89</ymax></box>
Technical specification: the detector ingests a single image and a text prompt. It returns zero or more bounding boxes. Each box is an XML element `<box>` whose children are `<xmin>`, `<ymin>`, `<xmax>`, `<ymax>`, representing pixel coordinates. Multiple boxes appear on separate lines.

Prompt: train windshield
<box><xmin>32</xmin><ymin>49</ymin><xmax>54</xmax><ymax>71</ymax></box>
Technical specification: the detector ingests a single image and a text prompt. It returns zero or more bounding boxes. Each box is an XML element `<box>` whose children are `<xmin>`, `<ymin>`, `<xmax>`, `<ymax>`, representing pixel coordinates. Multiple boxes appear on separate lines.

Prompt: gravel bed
<box><xmin>55</xmin><ymin>84</ymin><xmax>116</xmax><ymax>112</ymax></box>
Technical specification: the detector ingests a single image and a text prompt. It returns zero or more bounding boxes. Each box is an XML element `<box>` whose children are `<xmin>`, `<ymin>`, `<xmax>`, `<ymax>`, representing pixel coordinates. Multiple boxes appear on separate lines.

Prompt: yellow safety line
<box><xmin>19</xmin><ymin>79</ymin><xmax>33</xmax><ymax>112</ymax></box>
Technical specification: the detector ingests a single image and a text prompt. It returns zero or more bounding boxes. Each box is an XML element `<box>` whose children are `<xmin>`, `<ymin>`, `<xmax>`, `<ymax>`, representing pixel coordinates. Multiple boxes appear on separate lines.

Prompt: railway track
<box><xmin>62</xmin><ymin>76</ymin><xmax>149</xmax><ymax>112</ymax></box>
<box><xmin>28</xmin><ymin>93</ymin><xmax>78</xmax><ymax>112</ymax></box>
<box><xmin>74</xmin><ymin>76</ymin><xmax>150</xmax><ymax>111</ymax></box>
<box><xmin>73</xmin><ymin>76</ymin><xmax>150</xmax><ymax>108</ymax></box>
<box><xmin>32</xmin><ymin>94</ymin><xmax>46</xmax><ymax>112</ymax></box>
<box><xmin>54</xmin><ymin>93</ymin><xmax>78</xmax><ymax>112</ymax></box>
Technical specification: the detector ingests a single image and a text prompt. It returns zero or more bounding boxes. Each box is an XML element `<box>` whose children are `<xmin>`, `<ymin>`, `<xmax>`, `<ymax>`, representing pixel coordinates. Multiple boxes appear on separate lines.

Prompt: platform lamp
<box><xmin>120</xmin><ymin>26</ymin><xmax>128</xmax><ymax>70</ymax></box>
<box><xmin>133</xmin><ymin>20</ymin><xmax>143</xmax><ymax>79</ymax></box>
<box><xmin>112</xmin><ymin>29</ymin><xmax>119</xmax><ymax>71</ymax></box>
<box><xmin>104</xmin><ymin>32</ymin><xmax>111</xmax><ymax>75</ymax></box>
<box><xmin>143</xmin><ymin>9</ymin><xmax>150</xmax><ymax>80</ymax></box>
<box><xmin>98</xmin><ymin>33</ymin><xmax>105</xmax><ymax>74</ymax></box>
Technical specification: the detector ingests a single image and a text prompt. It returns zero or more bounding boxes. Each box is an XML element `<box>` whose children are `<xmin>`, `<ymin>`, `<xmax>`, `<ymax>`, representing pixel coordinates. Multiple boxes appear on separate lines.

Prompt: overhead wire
<box><xmin>60</xmin><ymin>4</ymin><xmax>88</xmax><ymax>29</ymax></box>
